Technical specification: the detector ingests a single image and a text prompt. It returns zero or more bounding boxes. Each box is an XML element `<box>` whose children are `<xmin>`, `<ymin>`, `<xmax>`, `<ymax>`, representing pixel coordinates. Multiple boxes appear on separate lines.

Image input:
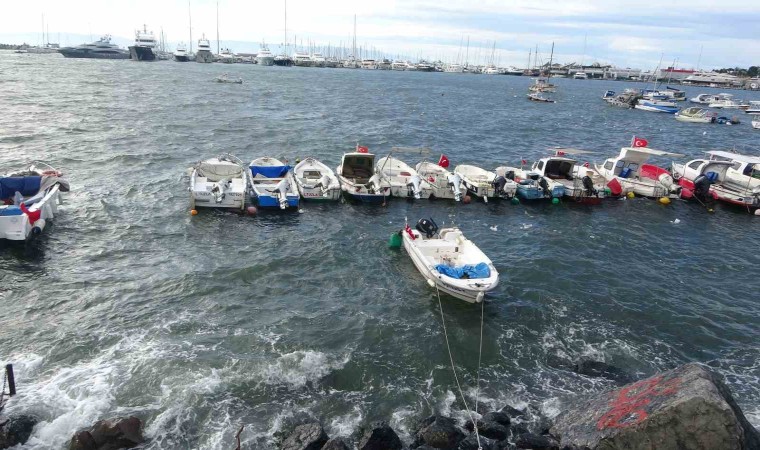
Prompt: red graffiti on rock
<box><xmin>596</xmin><ymin>376</ymin><xmax>682</xmax><ymax>430</ymax></box>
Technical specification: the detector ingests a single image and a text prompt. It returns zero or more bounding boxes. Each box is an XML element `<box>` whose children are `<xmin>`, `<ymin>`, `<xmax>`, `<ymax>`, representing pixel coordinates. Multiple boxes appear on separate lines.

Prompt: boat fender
<box><xmin>31</xmin><ymin>218</ymin><xmax>46</xmax><ymax>235</ymax></box>
<box><xmin>427</xmin><ymin>279</ymin><xmax>436</xmax><ymax>288</ymax></box>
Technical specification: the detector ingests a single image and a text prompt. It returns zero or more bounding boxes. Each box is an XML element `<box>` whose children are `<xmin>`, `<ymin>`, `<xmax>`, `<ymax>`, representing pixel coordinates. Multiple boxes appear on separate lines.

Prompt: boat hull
<box><xmin>174</xmin><ymin>55</ymin><xmax>190</xmax><ymax>62</ymax></box>
<box><xmin>129</xmin><ymin>46</ymin><xmax>156</xmax><ymax>61</ymax></box>
<box><xmin>0</xmin><ymin>185</ymin><xmax>62</xmax><ymax>241</ymax></box>
<box><xmin>196</xmin><ymin>50</ymin><xmax>214</xmax><ymax>63</ymax></box>
<box><xmin>516</xmin><ymin>183</ymin><xmax>564</xmax><ymax>200</ymax></box>
<box><xmin>59</xmin><ymin>49</ymin><xmax>130</xmax><ymax>59</ymax></box>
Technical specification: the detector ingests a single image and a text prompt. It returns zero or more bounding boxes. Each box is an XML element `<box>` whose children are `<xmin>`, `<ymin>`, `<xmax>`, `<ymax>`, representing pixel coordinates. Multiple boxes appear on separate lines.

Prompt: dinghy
<box><xmin>400</xmin><ymin>218</ymin><xmax>499</xmax><ymax>303</ymax></box>
<box><xmin>375</xmin><ymin>155</ymin><xmax>434</xmax><ymax>199</ymax></box>
<box><xmin>0</xmin><ymin>162</ymin><xmax>69</xmax><ymax>240</ymax></box>
<box><xmin>595</xmin><ymin>147</ymin><xmax>684</xmax><ymax>198</ymax></box>
<box><xmin>527</xmin><ymin>92</ymin><xmax>555</xmax><ymax>103</ymax></box>
<box><xmin>455</xmin><ymin>164</ymin><xmax>514</xmax><ymax>202</ymax></box>
<box><xmin>214</xmin><ymin>73</ymin><xmax>243</xmax><ymax>84</ymax></box>
<box><xmin>416</xmin><ymin>161</ymin><xmax>465</xmax><ymax>201</ymax></box>
<box><xmin>336</xmin><ymin>148</ymin><xmax>390</xmax><ymax>203</ymax></box>
<box><xmin>249</xmin><ymin>157</ymin><xmax>300</xmax><ymax>209</ymax></box>
<box><xmin>495</xmin><ymin>166</ymin><xmax>563</xmax><ymax>200</ymax></box>
<box><xmin>189</xmin><ymin>154</ymin><xmax>248</xmax><ymax>211</ymax></box>
<box><xmin>530</xmin><ymin>149</ymin><xmax>607</xmax><ymax>203</ymax></box>
<box><xmin>293</xmin><ymin>157</ymin><xmax>341</xmax><ymax>201</ymax></box>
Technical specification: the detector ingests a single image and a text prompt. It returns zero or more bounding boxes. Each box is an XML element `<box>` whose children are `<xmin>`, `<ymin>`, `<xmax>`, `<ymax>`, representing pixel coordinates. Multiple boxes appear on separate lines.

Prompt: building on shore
<box><xmin>658</xmin><ymin>67</ymin><xmax>695</xmax><ymax>81</ymax></box>
<box><xmin>682</xmin><ymin>72</ymin><xmax>743</xmax><ymax>88</ymax></box>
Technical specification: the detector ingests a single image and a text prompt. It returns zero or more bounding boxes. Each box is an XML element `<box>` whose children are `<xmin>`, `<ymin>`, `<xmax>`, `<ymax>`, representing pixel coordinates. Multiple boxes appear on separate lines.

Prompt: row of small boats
<box><xmin>187</xmin><ymin>145</ymin><xmax>760</xmax><ymax>215</ymax></box>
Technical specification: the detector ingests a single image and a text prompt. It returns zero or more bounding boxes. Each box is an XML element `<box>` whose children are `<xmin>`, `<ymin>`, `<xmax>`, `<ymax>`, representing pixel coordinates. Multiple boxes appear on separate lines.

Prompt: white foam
<box><xmin>261</xmin><ymin>350</ymin><xmax>349</xmax><ymax>388</ymax></box>
<box><xmin>328</xmin><ymin>405</ymin><xmax>364</xmax><ymax>437</ymax></box>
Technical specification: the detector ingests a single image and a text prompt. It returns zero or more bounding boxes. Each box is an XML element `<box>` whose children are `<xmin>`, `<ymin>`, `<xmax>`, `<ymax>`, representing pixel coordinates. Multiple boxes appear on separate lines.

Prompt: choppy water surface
<box><xmin>1</xmin><ymin>53</ymin><xmax>758</xmax><ymax>449</ymax></box>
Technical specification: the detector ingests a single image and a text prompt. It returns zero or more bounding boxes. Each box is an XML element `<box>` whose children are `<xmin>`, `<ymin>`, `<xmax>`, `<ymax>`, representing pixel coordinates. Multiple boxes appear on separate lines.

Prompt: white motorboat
<box><xmin>336</xmin><ymin>149</ymin><xmax>390</xmax><ymax>203</ymax></box>
<box><xmin>573</xmin><ymin>71</ymin><xmax>588</xmax><ymax>80</ymax></box>
<box><xmin>400</xmin><ymin>218</ymin><xmax>499</xmax><ymax>303</ymax></box>
<box><xmin>214</xmin><ymin>73</ymin><xmax>243</xmax><ymax>84</ymax></box>
<box><xmin>483</xmin><ymin>65</ymin><xmax>500</xmax><ymax>75</ymax></box>
<box><xmin>256</xmin><ymin>44</ymin><xmax>275</xmax><ymax>66</ymax></box>
<box><xmin>196</xmin><ymin>34</ymin><xmax>213</xmax><ymax>63</ymax></box>
<box><xmin>361</xmin><ymin>59</ymin><xmax>378</xmax><ymax>70</ymax></box>
<box><xmin>292</xmin><ymin>157</ymin><xmax>341</xmax><ymax>201</ymax></box>
<box><xmin>454</xmin><ymin>165</ymin><xmax>510</xmax><ymax>202</ymax></box>
<box><xmin>528</xmin><ymin>78</ymin><xmax>555</xmax><ymax>93</ymax></box>
<box><xmin>635</xmin><ymin>99</ymin><xmax>679</xmax><ymax>114</ymax></box>
<box><xmin>0</xmin><ymin>162</ymin><xmax>69</xmax><ymax>240</ymax></box>
<box><xmin>530</xmin><ymin>149</ymin><xmax>608</xmax><ymax>203</ymax></box>
<box><xmin>311</xmin><ymin>53</ymin><xmax>326</xmax><ymax>67</ymax></box>
<box><xmin>528</xmin><ymin>92</ymin><xmax>555</xmax><ymax>103</ymax></box>
<box><xmin>391</xmin><ymin>60</ymin><xmax>408</xmax><ymax>71</ymax></box>
<box><xmin>218</xmin><ymin>48</ymin><xmax>236</xmax><ymax>63</ymax></box>
<box><xmin>444</xmin><ymin>63</ymin><xmax>465</xmax><ymax>73</ymax></box>
<box><xmin>675</xmin><ymin>107</ymin><xmax>715</xmax><ymax>123</ymax></box>
<box><xmin>743</xmin><ymin>101</ymin><xmax>760</xmax><ymax>114</ymax></box>
<box><xmin>249</xmin><ymin>157</ymin><xmax>300</xmax><ymax>209</ymax></box>
<box><xmin>595</xmin><ymin>147</ymin><xmax>684</xmax><ymax>198</ymax></box>
<box><xmin>708</xmin><ymin>94</ymin><xmax>745</xmax><ymax>109</ymax></box>
<box><xmin>375</xmin><ymin>155</ymin><xmax>434</xmax><ymax>200</ymax></box>
<box><xmin>494</xmin><ymin>166</ymin><xmax>562</xmax><ymax>201</ymax></box>
<box><xmin>188</xmin><ymin>154</ymin><xmax>247</xmax><ymax>211</ymax></box>
<box><xmin>293</xmin><ymin>51</ymin><xmax>312</xmax><ymax>66</ymax></box>
<box><xmin>173</xmin><ymin>43</ymin><xmax>190</xmax><ymax>62</ymax></box>
<box><xmin>416</xmin><ymin>161</ymin><xmax>466</xmax><ymax>201</ymax></box>
<box><xmin>690</xmin><ymin>93</ymin><xmax>726</xmax><ymax>104</ymax></box>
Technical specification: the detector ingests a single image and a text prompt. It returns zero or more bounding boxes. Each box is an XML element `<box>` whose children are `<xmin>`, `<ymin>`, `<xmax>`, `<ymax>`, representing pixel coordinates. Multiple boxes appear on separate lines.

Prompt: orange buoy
<box><xmin>190</xmin><ymin>209</ymin><xmax>198</xmax><ymax>216</ymax></box>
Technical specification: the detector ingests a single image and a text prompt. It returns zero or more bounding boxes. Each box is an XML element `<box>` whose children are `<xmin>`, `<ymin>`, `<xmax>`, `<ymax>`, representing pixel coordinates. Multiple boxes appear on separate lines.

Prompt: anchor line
<box><xmin>434</xmin><ymin>284</ymin><xmax>484</xmax><ymax>450</ymax></box>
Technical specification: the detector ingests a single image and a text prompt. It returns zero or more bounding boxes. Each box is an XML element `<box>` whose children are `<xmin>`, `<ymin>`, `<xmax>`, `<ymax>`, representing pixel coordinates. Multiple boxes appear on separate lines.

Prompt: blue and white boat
<box><xmin>249</xmin><ymin>157</ymin><xmax>300</xmax><ymax>209</ymax></box>
<box><xmin>635</xmin><ymin>99</ymin><xmax>679</xmax><ymax>114</ymax></box>
<box><xmin>495</xmin><ymin>166</ymin><xmax>564</xmax><ymax>200</ymax></box>
<box><xmin>336</xmin><ymin>150</ymin><xmax>390</xmax><ymax>203</ymax></box>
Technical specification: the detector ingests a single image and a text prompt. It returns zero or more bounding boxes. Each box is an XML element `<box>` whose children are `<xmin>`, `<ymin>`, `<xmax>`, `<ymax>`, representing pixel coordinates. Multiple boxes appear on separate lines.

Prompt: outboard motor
<box><xmin>367</xmin><ymin>173</ymin><xmax>382</xmax><ymax>194</ymax></box>
<box><xmin>408</xmin><ymin>174</ymin><xmax>423</xmax><ymax>199</ymax></box>
<box><xmin>505</xmin><ymin>170</ymin><xmax>516</xmax><ymax>181</ymax></box>
<box><xmin>447</xmin><ymin>173</ymin><xmax>463</xmax><ymax>202</ymax></box>
<box><xmin>415</xmin><ymin>217</ymin><xmax>439</xmax><ymax>238</ymax></box>
<box><xmin>492</xmin><ymin>176</ymin><xmax>508</xmax><ymax>198</ymax></box>
<box><xmin>211</xmin><ymin>178</ymin><xmax>230</xmax><ymax>203</ymax></box>
<box><xmin>582</xmin><ymin>175</ymin><xmax>598</xmax><ymax>196</ymax></box>
<box><xmin>273</xmin><ymin>178</ymin><xmax>291</xmax><ymax>209</ymax></box>
<box><xmin>693</xmin><ymin>174</ymin><xmax>712</xmax><ymax>201</ymax></box>
<box><xmin>538</xmin><ymin>177</ymin><xmax>551</xmax><ymax>197</ymax></box>
<box><xmin>318</xmin><ymin>174</ymin><xmax>332</xmax><ymax>196</ymax></box>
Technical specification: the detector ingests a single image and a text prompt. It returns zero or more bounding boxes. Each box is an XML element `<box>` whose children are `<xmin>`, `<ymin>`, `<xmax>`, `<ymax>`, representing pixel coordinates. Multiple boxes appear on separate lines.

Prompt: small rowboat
<box><xmin>293</xmin><ymin>157</ymin><xmax>341</xmax><ymax>201</ymax></box>
<box><xmin>527</xmin><ymin>93</ymin><xmax>555</xmax><ymax>103</ymax></box>
<box><xmin>401</xmin><ymin>218</ymin><xmax>499</xmax><ymax>303</ymax></box>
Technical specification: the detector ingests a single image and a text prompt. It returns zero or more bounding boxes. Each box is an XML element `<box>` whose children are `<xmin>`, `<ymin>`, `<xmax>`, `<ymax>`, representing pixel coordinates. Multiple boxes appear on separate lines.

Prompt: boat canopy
<box><xmin>390</xmin><ymin>147</ymin><xmax>432</xmax><ymax>154</ymax></box>
<box><xmin>619</xmin><ymin>147</ymin><xmax>685</xmax><ymax>158</ymax></box>
<box><xmin>250</xmin><ymin>165</ymin><xmax>290</xmax><ymax>178</ymax></box>
<box><xmin>0</xmin><ymin>176</ymin><xmax>41</xmax><ymax>199</ymax></box>
<box><xmin>706</xmin><ymin>151</ymin><xmax>760</xmax><ymax>165</ymax></box>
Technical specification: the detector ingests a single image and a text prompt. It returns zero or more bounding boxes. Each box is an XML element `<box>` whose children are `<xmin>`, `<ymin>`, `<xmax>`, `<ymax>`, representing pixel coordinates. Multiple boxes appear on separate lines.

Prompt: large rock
<box><xmin>0</xmin><ymin>414</ymin><xmax>37</xmax><ymax>449</ymax></box>
<box><xmin>281</xmin><ymin>423</ymin><xmax>328</xmax><ymax>450</ymax></box>
<box><xmin>358</xmin><ymin>421</ymin><xmax>402</xmax><ymax>450</ymax></box>
<box><xmin>514</xmin><ymin>433</ymin><xmax>558</xmax><ymax>450</ymax></box>
<box><xmin>457</xmin><ymin>434</ymin><xmax>501</xmax><ymax>450</ymax></box>
<box><xmin>322</xmin><ymin>437</ymin><xmax>352</xmax><ymax>450</ymax></box>
<box><xmin>465</xmin><ymin>418</ymin><xmax>509</xmax><ymax>441</ymax></box>
<box><xmin>550</xmin><ymin>363</ymin><xmax>760</xmax><ymax>450</ymax></box>
<box><xmin>572</xmin><ymin>359</ymin><xmax>633</xmax><ymax>384</ymax></box>
<box><xmin>415</xmin><ymin>416</ymin><xmax>466</xmax><ymax>449</ymax></box>
<box><xmin>68</xmin><ymin>416</ymin><xmax>144</xmax><ymax>450</ymax></box>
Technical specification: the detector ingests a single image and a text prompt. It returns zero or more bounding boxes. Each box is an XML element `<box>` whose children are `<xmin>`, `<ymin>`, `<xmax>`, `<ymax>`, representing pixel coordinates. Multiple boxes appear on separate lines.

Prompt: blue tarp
<box><xmin>250</xmin><ymin>165</ymin><xmax>290</xmax><ymax>178</ymax></box>
<box><xmin>0</xmin><ymin>176</ymin><xmax>41</xmax><ymax>199</ymax></box>
<box><xmin>434</xmin><ymin>262</ymin><xmax>491</xmax><ymax>279</ymax></box>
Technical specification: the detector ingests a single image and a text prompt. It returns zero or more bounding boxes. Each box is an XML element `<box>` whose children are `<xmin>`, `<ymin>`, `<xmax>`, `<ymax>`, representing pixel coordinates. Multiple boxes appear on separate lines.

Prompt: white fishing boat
<box><xmin>0</xmin><ymin>162</ymin><xmax>69</xmax><ymax>240</ymax></box>
<box><xmin>675</xmin><ymin>107</ymin><xmax>715</xmax><ymax>123</ymax></box>
<box><xmin>292</xmin><ymin>157</ymin><xmax>341</xmax><ymax>201</ymax></box>
<box><xmin>336</xmin><ymin>148</ymin><xmax>390</xmax><ymax>203</ymax></box>
<box><xmin>249</xmin><ymin>157</ymin><xmax>300</xmax><ymax>209</ymax></box>
<box><xmin>530</xmin><ymin>149</ymin><xmax>608</xmax><ymax>203</ymax></box>
<box><xmin>573</xmin><ymin>71</ymin><xmax>588</xmax><ymax>80</ymax></box>
<box><xmin>454</xmin><ymin>165</ymin><xmax>511</xmax><ymax>202</ymax></box>
<box><xmin>595</xmin><ymin>147</ymin><xmax>684</xmax><ymax>198</ymax></box>
<box><xmin>188</xmin><ymin>154</ymin><xmax>247</xmax><ymax>211</ymax></box>
<box><xmin>375</xmin><ymin>150</ymin><xmax>435</xmax><ymax>199</ymax></box>
<box><xmin>635</xmin><ymin>99</ymin><xmax>679</xmax><ymax>114</ymax></box>
<box><xmin>416</xmin><ymin>161</ymin><xmax>466</xmax><ymax>201</ymax></box>
<box><xmin>494</xmin><ymin>166</ymin><xmax>562</xmax><ymax>201</ymax></box>
<box><xmin>400</xmin><ymin>218</ymin><xmax>499</xmax><ymax>303</ymax></box>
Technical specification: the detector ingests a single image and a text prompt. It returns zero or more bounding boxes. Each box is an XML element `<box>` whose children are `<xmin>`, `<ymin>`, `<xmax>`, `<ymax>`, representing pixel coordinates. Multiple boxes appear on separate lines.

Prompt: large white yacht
<box><xmin>257</xmin><ymin>44</ymin><xmax>274</xmax><ymax>66</ymax></box>
<box><xmin>128</xmin><ymin>25</ymin><xmax>157</xmax><ymax>61</ymax></box>
<box><xmin>174</xmin><ymin>43</ymin><xmax>190</xmax><ymax>62</ymax></box>
<box><xmin>293</xmin><ymin>51</ymin><xmax>312</xmax><ymax>66</ymax></box>
<box><xmin>311</xmin><ymin>52</ymin><xmax>326</xmax><ymax>67</ymax></box>
<box><xmin>196</xmin><ymin>34</ymin><xmax>213</xmax><ymax>63</ymax></box>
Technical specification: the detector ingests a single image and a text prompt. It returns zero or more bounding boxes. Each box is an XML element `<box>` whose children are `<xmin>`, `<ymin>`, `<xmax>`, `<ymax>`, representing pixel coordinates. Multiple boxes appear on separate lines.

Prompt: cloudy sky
<box><xmin>2</xmin><ymin>0</ymin><xmax>759</xmax><ymax>69</ymax></box>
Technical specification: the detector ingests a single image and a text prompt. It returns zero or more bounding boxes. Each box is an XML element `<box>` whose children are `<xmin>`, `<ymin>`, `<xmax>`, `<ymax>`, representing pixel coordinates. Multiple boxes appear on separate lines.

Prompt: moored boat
<box><xmin>531</xmin><ymin>149</ymin><xmax>608</xmax><ymax>203</ymax></box>
<box><xmin>128</xmin><ymin>25</ymin><xmax>157</xmax><ymax>61</ymax></box>
<box><xmin>675</xmin><ymin>107</ymin><xmax>715</xmax><ymax>123</ymax></box>
<box><xmin>174</xmin><ymin>43</ymin><xmax>190</xmax><ymax>62</ymax></box>
<box><xmin>375</xmin><ymin>151</ymin><xmax>435</xmax><ymax>199</ymax></box>
<box><xmin>416</xmin><ymin>158</ymin><xmax>466</xmax><ymax>201</ymax></box>
<box><xmin>249</xmin><ymin>157</ymin><xmax>300</xmax><ymax>209</ymax></box>
<box><xmin>188</xmin><ymin>154</ymin><xmax>247</xmax><ymax>211</ymax></box>
<box><xmin>528</xmin><ymin>92</ymin><xmax>555</xmax><ymax>103</ymax></box>
<box><xmin>400</xmin><ymin>218</ymin><xmax>499</xmax><ymax>303</ymax></box>
<box><xmin>595</xmin><ymin>146</ymin><xmax>684</xmax><ymax>198</ymax></box>
<box><xmin>336</xmin><ymin>148</ymin><xmax>390</xmax><ymax>203</ymax></box>
<box><xmin>293</xmin><ymin>157</ymin><xmax>341</xmax><ymax>201</ymax></box>
<box><xmin>635</xmin><ymin>99</ymin><xmax>679</xmax><ymax>114</ymax></box>
<box><xmin>454</xmin><ymin>164</ymin><xmax>514</xmax><ymax>202</ymax></box>
<box><xmin>494</xmin><ymin>166</ymin><xmax>563</xmax><ymax>201</ymax></box>
<box><xmin>214</xmin><ymin>73</ymin><xmax>242</xmax><ymax>83</ymax></box>
<box><xmin>0</xmin><ymin>162</ymin><xmax>69</xmax><ymax>240</ymax></box>
<box><xmin>58</xmin><ymin>35</ymin><xmax>130</xmax><ymax>59</ymax></box>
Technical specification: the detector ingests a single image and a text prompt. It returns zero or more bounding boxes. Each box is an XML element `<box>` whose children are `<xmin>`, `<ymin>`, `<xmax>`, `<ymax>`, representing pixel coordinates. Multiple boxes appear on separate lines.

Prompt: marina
<box><xmin>1</xmin><ymin>48</ymin><xmax>760</xmax><ymax>450</ymax></box>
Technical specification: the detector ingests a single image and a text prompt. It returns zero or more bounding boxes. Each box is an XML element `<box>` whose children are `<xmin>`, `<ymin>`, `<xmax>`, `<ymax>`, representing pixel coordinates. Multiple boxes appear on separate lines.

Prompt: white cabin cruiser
<box><xmin>188</xmin><ymin>154</ymin><xmax>247</xmax><ymax>211</ymax></box>
<box><xmin>401</xmin><ymin>218</ymin><xmax>499</xmax><ymax>303</ymax></box>
<box><xmin>416</xmin><ymin>161</ymin><xmax>466</xmax><ymax>201</ymax></box>
<box><xmin>173</xmin><ymin>43</ymin><xmax>190</xmax><ymax>62</ymax></box>
<box><xmin>595</xmin><ymin>147</ymin><xmax>684</xmax><ymax>198</ymax></box>
<box><xmin>708</xmin><ymin>94</ymin><xmax>745</xmax><ymax>109</ymax></box>
<box><xmin>293</xmin><ymin>157</ymin><xmax>341</xmax><ymax>201</ymax></box>
<box><xmin>0</xmin><ymin>163</ymin><xmax>69</xmax><ymax>240</ymax></box>
<box><xmin>531</xmin><ymin>149</ymin><xmax>608</xmax><ymax>203</ymax></box>
<box><xmin>675</xmin><ymin>107</ymin><xmax>715</xmax><ymax>123</ymax></box>
<box><xmin>256</xmin><ymin>44</ymin><xmax>275</xmax><ymax>66</ymax></box>
<box><xmin>336</xmin><ymin>150</ymin><xmax>390</xmax><ymax>203</ymax></box>
<box><xmin>249</xmin><ymin>157</ymin><xmax>300</xmax><ymax>209</ymax></box>
<box><xmin>454</xmin><ymin>165</ymin><xmax>503</xmax><ymax>202</ymax></box>
<box><xmin>375</xmin><ymin>155</ymin><xmax>434</xmax><ymax>200</ymax></box>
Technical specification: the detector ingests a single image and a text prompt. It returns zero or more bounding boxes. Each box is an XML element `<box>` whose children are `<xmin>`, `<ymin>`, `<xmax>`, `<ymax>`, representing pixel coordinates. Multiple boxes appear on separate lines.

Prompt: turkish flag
<box><xmin>631</xmin><ymin>136</ymin><xmax>648</xmax><ymax>148</ymax></box>
<box><xmin>438</xmin><ymin>154</ymin><xmax>450</xmax><ymax>168</ymax></box>
<box><xmin>356</xmin><ymin>145</ymin><xmax>369</xmax><ymax>153</ymax></box>
<box><xmin>583</xmin><ymin>162</ymin><xmax>590</xmax><ymax>168</ymax></box>
<box><xmin>405</xmin><ymin>224</ymin><xmax>416</xmax><ymax>240</ymax></box>
<box><xmin>557</xmin><ymin>151</ymin><xmax>566</xmax><ymax>156</ymax></box>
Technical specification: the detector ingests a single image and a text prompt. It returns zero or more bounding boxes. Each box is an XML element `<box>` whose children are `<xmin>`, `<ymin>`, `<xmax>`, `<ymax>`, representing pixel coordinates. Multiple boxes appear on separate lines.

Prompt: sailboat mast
<box><xmin>41</xmin><ymin>13</ymin><xmax>44</xmax><ymax>47</ymax></box>
<box><xmin>188</xmin><ymin>0</ymin><xmax>193</xmax><ymax>53</ymax></box>
<box><xmin>465</xmin><ymin>36</ymin><xmax>469</xmax><ymax>68</ymax></box>
<box><xmin>548</xmin><ymin>42</ymin><xmax>554</xmax><ymax>77</ymax></box>
<box><xmin>696</xmin><ymin>45</ymin><xmax>703</xmax><ymax>71</ymax></box>
<box><xmin>216</xmin><ymin>0</ymin><xmax>220</xmax><ymax>55</ymax></box>
<box><xmin>353</xmin><ymin>14</ymin><xmax>357</xmax><ymax>64</ymax></box>
<box><xmin>284</xmin><ymin>0</ymin><xmax>287</xmax><ymax>55</ymax></box>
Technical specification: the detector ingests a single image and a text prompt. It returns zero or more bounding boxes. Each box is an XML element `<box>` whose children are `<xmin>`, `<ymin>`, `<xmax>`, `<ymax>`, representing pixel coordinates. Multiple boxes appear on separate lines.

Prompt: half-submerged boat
<box><xmin>527</xmin><ymin>92</ymin><xmax>555</xmax><ymax>103</ymax></box>
<box><xmin>400</xmin><ymin>218</ymin><xmax>499</xmax><ymax>303</ymax></box>
<box><xmin>455</xmin><ymin>164</ymin><xmax>514</xmax><ymax>202</ymax></box>
<box><xmin>375</xmin><ymin>154</ymin><xmax>434</xmax><ymax>200</ymax></box>
<box><xmin>595</xmin><ymin>146</ymin><xmax>684</xmax><ymax>198</ymax></box>
<box><xmin>495</xmin><ymin>166</ymin><xmax>564</xmax><ymax>201</ymax></box>
<box><xmin>292</xmin><ymin>157</ymin><xmax>341</xmax><ymax>201</ymax></box>
<box><xmin>249</xmin><ymin>157</ymin><xmax>299</xmax><ymax>209</ymax></box>
<box><xmin>416</xmin><ymin>160</ymin><xmax>466</xmax><ymax>201</ymax></box>
<box><xmin>214</xmin><ymin>73</ymin><xmax>243</xmax><ymax>84</ymax></box>
<box><xmin>336</xmin><ymin>148</ymin><xmax>389</xmax><ymax>203</ymax></box>
<box><xmin>675</xmin><ymin>107</ymin><xmax>715</xmax><ymax>123</ymax></box>
<box><xmin>189</xmin><ymin>154</ymin><xmax>247</xmax><ymax>211</ymax></box>
<box><xmin>530</xmin><ymin>149</ymin><xmax>608</xmax><ymax>203</ymax></box>
<box><xmin>0</xmin><ymin>163</ymin><xmax>69</xmax><ymax>240</ymax></box>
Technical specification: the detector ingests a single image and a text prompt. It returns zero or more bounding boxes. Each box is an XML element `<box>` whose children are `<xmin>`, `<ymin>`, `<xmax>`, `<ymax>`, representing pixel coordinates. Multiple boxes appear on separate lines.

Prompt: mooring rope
<box><xmin>434</xmin><ymin>284</ymin><xmax>483</xmax><ymax>450</ymax></box>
